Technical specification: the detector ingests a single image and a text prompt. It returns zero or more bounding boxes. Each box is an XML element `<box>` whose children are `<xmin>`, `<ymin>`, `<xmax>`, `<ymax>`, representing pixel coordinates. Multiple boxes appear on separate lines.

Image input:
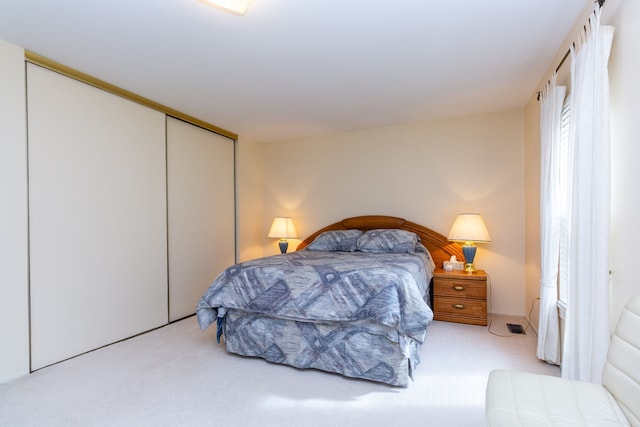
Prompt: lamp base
<box><xmin>278</xmin><ymin>240</ymin><xmax>289</xmax><ymax>254</ymax></box>
<box><xmin>461</xmin><ymin>242</ymin><xmax>477</xmax><ymax>273</ymax></box>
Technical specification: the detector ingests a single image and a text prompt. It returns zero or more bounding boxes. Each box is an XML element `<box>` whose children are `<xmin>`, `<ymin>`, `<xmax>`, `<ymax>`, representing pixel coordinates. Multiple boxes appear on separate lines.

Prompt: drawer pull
<box><xmin>453</xmin><ymin>286</ymin><xmax>465</xmax><ymax>291</ymax></box>
<box><xmin>453</xmin><ymin>304</ymin><xmax>465</xmax><ymax>309</ymax></box>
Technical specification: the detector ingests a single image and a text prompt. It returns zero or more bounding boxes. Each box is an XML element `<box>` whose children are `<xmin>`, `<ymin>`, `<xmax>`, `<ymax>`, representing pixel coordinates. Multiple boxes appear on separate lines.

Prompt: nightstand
<box><xmin>432</xmin><ymin>269</ymin><xmax>487</xmax><ymax>326</ymax></box>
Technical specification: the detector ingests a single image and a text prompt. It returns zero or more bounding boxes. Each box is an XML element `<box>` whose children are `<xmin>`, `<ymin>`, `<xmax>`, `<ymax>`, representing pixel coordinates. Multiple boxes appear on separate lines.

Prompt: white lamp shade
<box><xmin>447</xmin><ymin>213</ymin><xmax>491</xmax><ymax>243</ymax></box>
<box><xmin>267</xmin><ymin>217</ymin><xmax>298</xmax><ymax>239</ymax></box>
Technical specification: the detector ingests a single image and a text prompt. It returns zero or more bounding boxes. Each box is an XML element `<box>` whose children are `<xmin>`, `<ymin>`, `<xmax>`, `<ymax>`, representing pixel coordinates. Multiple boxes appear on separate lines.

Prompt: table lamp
<box><xmin>268</xmin><ymin>217</ymin><xmax>298</xmax><ymax>253</ymax></box>
<box><xmin>447</xmin><ymin>213</ymin><xmax>491</xmax><ymax>272</ymax></box>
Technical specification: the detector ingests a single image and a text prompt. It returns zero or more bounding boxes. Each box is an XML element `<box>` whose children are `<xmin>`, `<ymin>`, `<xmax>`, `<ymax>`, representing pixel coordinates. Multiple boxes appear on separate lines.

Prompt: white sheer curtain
<box><xmin>562</xmin><ymin>7</ymin><xmax>614</xmax><ymax>383</ymax></box>
<box><xmin>537</xmin><ymin>74</ymin><xmax>566</xmax><ymax>365</ymax></box>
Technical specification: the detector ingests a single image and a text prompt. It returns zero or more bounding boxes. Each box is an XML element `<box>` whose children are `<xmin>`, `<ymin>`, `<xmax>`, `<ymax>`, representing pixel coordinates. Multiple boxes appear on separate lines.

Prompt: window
<box><xmin>557</xmin><ymin>95</ymin><xmax>571</xmax><ymax>310</ymax></box>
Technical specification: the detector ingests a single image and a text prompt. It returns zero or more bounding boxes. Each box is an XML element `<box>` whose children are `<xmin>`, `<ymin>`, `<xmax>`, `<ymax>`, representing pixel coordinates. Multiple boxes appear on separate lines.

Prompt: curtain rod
<box><xmin>554</xmin><ymin>0</ymin><xmax>606</xmax><ymax>74</ymax></box>
<box><xmin>537</xmin><ymin>0</ymin><xmax>605</xmax><ymax>101</ymax></box>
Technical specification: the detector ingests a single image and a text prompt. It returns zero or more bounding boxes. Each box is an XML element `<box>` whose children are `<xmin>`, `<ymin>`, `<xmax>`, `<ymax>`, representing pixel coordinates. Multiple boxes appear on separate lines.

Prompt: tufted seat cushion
<box><xmin>486</xmin><ymin>369</ymin><xmax>629</xmax><ymax>426</ymax></box>
<box><xmin>486</xmin><ymin>293</ymin><xmax>640</xmax><ymax>427</ymax></box>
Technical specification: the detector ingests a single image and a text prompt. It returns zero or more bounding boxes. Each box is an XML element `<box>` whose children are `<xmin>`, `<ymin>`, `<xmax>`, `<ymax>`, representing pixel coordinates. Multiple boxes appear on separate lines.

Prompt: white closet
<box><xmin>167</xmin><ymin>117</ymin><xmax>235</xmax><ymax>321</ymax></box>
<box><xmin>26</xmin><ymin>64</ymin><xmax>235</xmax><ymax>369</ymax></box>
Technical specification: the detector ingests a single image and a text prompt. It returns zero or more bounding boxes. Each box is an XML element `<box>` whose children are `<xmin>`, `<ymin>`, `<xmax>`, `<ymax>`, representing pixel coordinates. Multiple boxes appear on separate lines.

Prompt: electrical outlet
<box><xmin>507</xmin><ymin>323</ymin><xmax>525</xmax><ymax>334</ymax></box>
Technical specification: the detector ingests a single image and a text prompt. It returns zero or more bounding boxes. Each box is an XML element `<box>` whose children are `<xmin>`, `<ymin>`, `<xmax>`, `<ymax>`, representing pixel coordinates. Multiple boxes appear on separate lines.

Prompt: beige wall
<box><xmin>608</xmin><ymin>0</ymin><xmax>640</xmax><ymax>325</ymax></box>
<box><xmin>259</xmin><ymin>110</ymin><xmax>526</xmax><ymax>316</ymax></box>
<box><xmin>236</xmin><ymin>136</ymin><xmax>266</xmax><ymax>262</ymax></box>
<box><xmin>0</xmin><ymin>39</ymin><xmax>29</xmax><ymax>381</ymax></box>
<box><xmin>524</xmin><ymin>0</ymin><xmax>640</xmax><ymax>331</ymax></box>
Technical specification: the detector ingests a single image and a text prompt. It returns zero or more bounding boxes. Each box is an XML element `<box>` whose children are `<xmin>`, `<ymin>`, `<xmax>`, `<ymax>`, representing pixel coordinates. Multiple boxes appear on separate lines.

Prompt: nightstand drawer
<box><xmin>433</xmin><ymin>279</ymin><xmax>486</xmax><ymax>299</ymax></box>
<box><xmin>434</xmin><ymin>296</ymin><xmax>486</xmax><ymax>317</ymax></box>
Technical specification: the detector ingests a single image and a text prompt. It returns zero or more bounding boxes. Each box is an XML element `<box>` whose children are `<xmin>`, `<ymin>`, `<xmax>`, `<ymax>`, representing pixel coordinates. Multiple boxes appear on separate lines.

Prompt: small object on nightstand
<box><xmin>443</xmin><ymin>255</ymin><xmax>464</xmax><ymax>271</ymax></box>
<box><xmin>432</xmin><ymin>268</ymin><xmax>487</xmax><ymax>326</ymax></box>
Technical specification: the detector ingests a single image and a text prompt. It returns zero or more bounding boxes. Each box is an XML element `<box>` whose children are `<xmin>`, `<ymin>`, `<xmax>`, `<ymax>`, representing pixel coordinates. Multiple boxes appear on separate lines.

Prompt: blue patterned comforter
<box><xmin>196</xmin><ymin>249</ymin><xmax>434</xmax><ymax>344</ymax></box>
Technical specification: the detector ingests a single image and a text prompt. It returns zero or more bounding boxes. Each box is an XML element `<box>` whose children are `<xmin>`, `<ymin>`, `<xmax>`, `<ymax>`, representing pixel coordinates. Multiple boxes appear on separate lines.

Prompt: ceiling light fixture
<box><xmin>201</xmin><ymin>0</ymin><xmax>251</xmax><ymax>15</ymax></box>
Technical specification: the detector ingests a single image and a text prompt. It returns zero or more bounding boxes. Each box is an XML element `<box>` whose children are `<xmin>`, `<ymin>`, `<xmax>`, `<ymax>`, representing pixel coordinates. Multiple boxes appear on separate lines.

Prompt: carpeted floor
<box><xmin>0</xmin><ymin>315</ymin><xmax>558</xmax><ymax>427</ymax></box>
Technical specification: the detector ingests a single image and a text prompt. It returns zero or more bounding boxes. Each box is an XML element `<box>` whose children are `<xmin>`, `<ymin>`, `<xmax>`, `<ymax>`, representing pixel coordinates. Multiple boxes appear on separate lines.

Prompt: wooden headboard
<box><xmin>296</xmin><ymin>215</ymin><xmax>463</xmax><ymax>268</ymax></box>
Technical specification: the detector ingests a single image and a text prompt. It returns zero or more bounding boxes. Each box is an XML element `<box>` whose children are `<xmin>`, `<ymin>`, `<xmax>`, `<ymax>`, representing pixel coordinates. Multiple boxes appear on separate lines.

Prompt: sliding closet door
<box><xmin>27</xmin><ymin>64</ymin><xmax>168</xmax><ymax>369</ymax></box>
<box><xmin>167</xmin><ymin>117</ymin><xmax>235</xmax><ymax>321</ymax></box>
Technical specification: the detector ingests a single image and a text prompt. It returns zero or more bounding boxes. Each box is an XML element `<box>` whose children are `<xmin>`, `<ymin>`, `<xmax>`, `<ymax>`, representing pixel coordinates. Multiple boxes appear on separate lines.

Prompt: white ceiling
<box><xmin>0</xmin><ymin>0</ymin><xmax>588</xmax><ymax>143</ymax></box>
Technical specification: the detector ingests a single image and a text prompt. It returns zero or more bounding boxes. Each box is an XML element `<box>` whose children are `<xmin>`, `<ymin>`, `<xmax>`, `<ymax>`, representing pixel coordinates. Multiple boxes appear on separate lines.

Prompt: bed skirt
<box><xmin>223</xmin><ymin>309</ymin><xmax>423</xmax><ymax>387</ymax></box>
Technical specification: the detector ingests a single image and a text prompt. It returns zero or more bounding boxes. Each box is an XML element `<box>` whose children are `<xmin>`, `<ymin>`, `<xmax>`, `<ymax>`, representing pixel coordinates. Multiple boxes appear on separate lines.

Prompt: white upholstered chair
<box><xmin>485</xmin><ymin>294</ymin><xmax>640</xmax><ymax>426</ymax></box>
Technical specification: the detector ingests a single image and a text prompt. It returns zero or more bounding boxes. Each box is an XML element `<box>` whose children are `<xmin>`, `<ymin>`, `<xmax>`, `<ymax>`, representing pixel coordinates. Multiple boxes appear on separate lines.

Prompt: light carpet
<box><xmin>0</xmin><ymin>315</ymin><xmax>559</xmax><ymax>427</ymax></box>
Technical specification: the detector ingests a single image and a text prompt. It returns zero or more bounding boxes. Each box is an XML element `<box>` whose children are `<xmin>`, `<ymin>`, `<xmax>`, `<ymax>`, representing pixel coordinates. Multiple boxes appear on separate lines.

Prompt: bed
<box><xmin>196</xmin><ymin>215</ymin><xmax>463</xmax><ymax>386</ymax></box>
